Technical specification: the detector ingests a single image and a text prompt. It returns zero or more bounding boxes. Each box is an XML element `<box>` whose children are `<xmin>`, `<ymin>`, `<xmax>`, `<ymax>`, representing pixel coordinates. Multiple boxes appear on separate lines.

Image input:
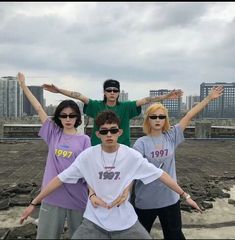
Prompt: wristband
<box><xmin>29</xmin><ymin>200</ymin><xmax>39</xmax><ymax>206</ymax></box>
<box><xmin>89</xmin><ymin>193</ymin><xmax>96</xmax><ymax>199</ymax></box>
<box><xmin>180</xmin><ymin>191</ymin><xmax>185</xmax><ymax>197</ymax></box>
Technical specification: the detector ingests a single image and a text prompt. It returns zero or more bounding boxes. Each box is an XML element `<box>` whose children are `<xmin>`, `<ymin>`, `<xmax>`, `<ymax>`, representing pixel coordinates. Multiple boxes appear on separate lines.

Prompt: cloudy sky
<box><xmin>1</xmin><ymin>2</ymin><xmax>235</xmax><ymax>105</ymax></box>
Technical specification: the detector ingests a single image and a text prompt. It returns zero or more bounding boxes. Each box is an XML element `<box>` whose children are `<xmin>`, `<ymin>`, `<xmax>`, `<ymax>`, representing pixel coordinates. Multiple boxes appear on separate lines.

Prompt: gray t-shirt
<box><xmin>133</xmin><ymin>124</ymin><xmax>184</xmax><ymax>209</ymax></box>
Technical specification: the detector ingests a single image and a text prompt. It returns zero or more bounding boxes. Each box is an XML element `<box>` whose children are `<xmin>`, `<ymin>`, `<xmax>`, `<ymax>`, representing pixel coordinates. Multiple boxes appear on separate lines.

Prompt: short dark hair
<box><xmin>52</xmin><ymin>100</ymin><xmax>82</xmax><ymax>128</ymax></box>
<box><xmin>95</xmin><ymin>110</ymin><xmax>120</xmax><ymax>128</ymax></box>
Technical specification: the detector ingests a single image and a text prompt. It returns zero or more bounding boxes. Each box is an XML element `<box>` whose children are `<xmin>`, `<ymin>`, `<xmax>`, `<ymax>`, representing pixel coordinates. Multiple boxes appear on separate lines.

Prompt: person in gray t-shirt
<box><xmin>133</xmin><ymin>86</ymin><xmax>223</xmax><ymax>239</ymax></box>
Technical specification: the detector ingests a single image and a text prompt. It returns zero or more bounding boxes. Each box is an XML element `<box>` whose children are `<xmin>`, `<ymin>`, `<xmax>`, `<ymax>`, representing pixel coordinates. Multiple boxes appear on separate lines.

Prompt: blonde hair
<box><xmin>143</xmin><ymin>103</ymin><xmax>170</xmax><ymax>135</ymax></box>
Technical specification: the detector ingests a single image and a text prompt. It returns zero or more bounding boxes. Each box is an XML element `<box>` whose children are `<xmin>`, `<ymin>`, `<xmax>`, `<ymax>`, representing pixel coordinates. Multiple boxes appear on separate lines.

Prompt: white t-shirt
<box><xmin>58</xmin><ymin>144</ymin><xmax>163</xmax><ymax>231</ymax></box>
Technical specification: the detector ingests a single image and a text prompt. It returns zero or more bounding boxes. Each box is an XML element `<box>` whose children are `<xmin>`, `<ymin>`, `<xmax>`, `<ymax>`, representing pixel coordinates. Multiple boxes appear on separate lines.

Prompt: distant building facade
<box><xmin>0</xmin><ymin>76</ymin><xmax>23</xmax><ymax>117</ymax></box>
<box><xmin>23</xmin><ymin>86</ymin><xmax>44</xmax><ymax>116</ymax></box>
<box><xmin>119</xmin><ymin>90</ymin><xmax>128</xmax><ymax>102</ymax></box>
<box><xmin>200</xmin><ymin>82</ymin><xmax>235</xmax><ymax>118</ymax></box>
<box><xmin>143</xmin><ymin>89</ymin><xmax>182</xmax><ymax>117</ymax></box>
<box><xmin>186</xmin><ymin>95</ymin><xmax>200</xmax><ymax>110</ymax></box>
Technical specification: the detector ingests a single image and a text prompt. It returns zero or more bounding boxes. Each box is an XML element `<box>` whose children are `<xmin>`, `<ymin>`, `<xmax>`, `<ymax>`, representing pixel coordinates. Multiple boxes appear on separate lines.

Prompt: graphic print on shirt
<box><xmin>148</xmin><ymin>136</ymin><xmax>173</xmax><ymax>169</ymax></box>
<box><xmin>54</xmin><ymin>135</ymin><xmax>76</xmax><ymax>160</ymax></box>
<box><xmin>98</xmin><ymin>148</ymin><xmax>121</xmax><ymax>180</ymax></box>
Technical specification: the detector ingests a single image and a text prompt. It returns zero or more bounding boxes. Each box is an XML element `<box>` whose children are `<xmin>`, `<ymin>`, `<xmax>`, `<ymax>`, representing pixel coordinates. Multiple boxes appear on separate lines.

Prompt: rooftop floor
<box><xmin>0</xmin><ymin>139</ymin><xmax>234</xmax><ymax>188</ymax></box>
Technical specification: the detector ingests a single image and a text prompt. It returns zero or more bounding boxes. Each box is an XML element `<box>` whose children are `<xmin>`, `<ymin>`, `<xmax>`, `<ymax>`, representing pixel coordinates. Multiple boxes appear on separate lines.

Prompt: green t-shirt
<box><xmin>83</xmin><ymin>99</ymin><xmax>141</xmax><ymax>146</ymax></box>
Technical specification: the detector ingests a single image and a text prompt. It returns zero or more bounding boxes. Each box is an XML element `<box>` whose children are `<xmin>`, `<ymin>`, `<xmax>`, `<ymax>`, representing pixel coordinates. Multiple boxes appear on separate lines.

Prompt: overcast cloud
<box><xmin>0</xmin><ymin>2</ymin><xmax>235</xmax><ymax>105</ymax></box>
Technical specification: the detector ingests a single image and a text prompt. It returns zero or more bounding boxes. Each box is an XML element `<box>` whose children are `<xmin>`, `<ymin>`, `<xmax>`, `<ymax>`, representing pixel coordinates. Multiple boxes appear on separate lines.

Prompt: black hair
<box><xmin>52</xmin><ymin>100</ymin><xmax>82</xmax><ymax>128</ymax></box>
<box><xmin>95</xmin><ymin>110</ymin><xmax>120</xmax><ymax>128</ymax></box>
<box><xmin>102</xmin><ymin>79</ymin><xmax>120</xmax><ymax>104</ymax></box>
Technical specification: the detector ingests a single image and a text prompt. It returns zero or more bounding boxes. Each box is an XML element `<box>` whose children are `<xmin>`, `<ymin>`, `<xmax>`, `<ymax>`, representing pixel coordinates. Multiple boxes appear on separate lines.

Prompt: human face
<box><xmin>148</xmin><ymin>109</ymin><xmax>166</xmax><ymax>132</ymax></box>
<box><xmin>96</xmin><ymin>123</ymin><xmax>122</xmax><ymax>150</ymax></box>
<box><xmin>104</xmin><ymin>87</ymin><xmax>119</xmax><ymax>103</ymax></box>
<box><xmin>59</xmin><ymin>107</ymin><xmax>78</xmax><ymax>129</ymax></box>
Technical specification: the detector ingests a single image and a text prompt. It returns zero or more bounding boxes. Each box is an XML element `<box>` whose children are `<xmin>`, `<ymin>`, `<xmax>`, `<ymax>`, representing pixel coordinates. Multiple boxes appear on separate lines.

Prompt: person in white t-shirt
<box><xmin>20</xmin><ymin>110</ymin><xmax>202</xmax><ymax>239</ymax></box>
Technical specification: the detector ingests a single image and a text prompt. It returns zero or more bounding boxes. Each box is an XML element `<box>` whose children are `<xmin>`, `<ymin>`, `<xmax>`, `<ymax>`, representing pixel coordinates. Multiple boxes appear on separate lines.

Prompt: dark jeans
<box><xmin>134</xmin><ymin>201</ymin><xmax>186</xmax><ymax>240</ymax></box>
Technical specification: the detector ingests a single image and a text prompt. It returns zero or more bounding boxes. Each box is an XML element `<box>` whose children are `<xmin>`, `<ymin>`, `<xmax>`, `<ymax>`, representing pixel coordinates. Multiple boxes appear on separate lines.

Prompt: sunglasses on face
<box><xmin>99</xmin><ymin>128</ymin><xmax>119</xmax><ymax>135</ymax></box>
<box><xmin>105</xmin><ymin>89</ymin><xmax>119</xmax><ymax>93</ymax></box>
<box><xmin>148</xmin><ymin>115</ymin><xmax>166</xmax><ymax>120</ymax></box>
<box><xmin>59</xmin><ymin>114</ymin><xmax>78</xmax><ymax>119</ymax></box>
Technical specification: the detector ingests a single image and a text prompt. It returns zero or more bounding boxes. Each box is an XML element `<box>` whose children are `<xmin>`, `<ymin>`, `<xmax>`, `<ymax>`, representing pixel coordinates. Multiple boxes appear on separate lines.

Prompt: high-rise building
<box><xmin>0</xmin><ymin>78</ymin><xmax>8</xmax><ymax>117</ymax></box>
<box><xmin>147</xmin><ymin>89</ymin><xmax>182</xmax><ymax>117</ymax></box>
<box><xmin>23</xmin><ymin>86</ymin><xmax>44</xmax><ymax>116</ymax></box>
<box><xmin>119</xmin><ymin>90</ymin><xmax>128</xmax><ymax>102</ymax></box>
<box><xmin>0</xmin><ymin>76</ymin><xmax>23</xmax><ymax>117</ymax></box>
<box><xmin>200</xmin><ymin>82</ymin><xmax>235</xmax><ymax>118</ymax></box>
<box><xmin>186</xmin><ymin>95</ymin><xmax>200</xmax><ymax>110</ymax></box>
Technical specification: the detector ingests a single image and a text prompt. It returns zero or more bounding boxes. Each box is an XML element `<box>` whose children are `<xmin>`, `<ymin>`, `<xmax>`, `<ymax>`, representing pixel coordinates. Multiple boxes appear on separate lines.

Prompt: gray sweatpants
<box><xmin>36</xmin><ymin>202</ymin><xmax>84</xmax><ymax>239</ymax></box>
<box><xmin>71</xmin><ymin>218</ymin><xmax>152</xmax><ymax>239</ymax></box>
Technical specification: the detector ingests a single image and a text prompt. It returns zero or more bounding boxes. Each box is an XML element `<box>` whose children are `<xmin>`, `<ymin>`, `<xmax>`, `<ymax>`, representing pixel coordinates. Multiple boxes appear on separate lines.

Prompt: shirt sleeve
<box><xmin>133</xmin><ymin>138</ymin><xmax>145</xmax><ymax>156</ymax></box>
<box><xmin>167</xmin><ymin>124</ymin><xmax>185</xmax><ymax>148</ymax></box>
<box><xmin>38</xmin><ymin>118</ymin><xmax>60</xmax><ymax>144</ymax></box>
<box><xmin>173</xmin><ymin>123</ymin><xmax>185</xmax><ymax>147</ymax></box>
<box><xmin>134</xmin><ymin>155</ymin><xmax>163</xmax><ymax>184</ymax></box>
<box><xmin>58</xmin><ymin>157</ymin><xmax>84</xmax><ymax>184</ymax></box>
<box><xmin>84</xmin><ymin>135</ymin><xmax>91</xmax><ymax>150</ymax></box>
<box><xmin>127</xmin><ymin>101</ymin><xmax>141</xmax><ymax>118</ymax></box>
<box><xmin>83</xmin><ymin>99</ymin><xmax>98</xmax><ymax>118</ymax></box>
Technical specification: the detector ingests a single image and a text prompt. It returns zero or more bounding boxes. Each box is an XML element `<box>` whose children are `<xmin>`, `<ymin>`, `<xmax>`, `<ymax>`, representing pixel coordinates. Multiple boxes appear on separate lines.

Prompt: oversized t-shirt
<box><xmin>133</xmin><ymin>124</ymin><xmax>184</xmax><ymax>209</ymax></box>
<box><xmin>39</xmin><ymin>118</ymin><xmax>91</xmax><ymax>211</ymax></box>
<box><xmin>83</xmin><ymin>100</ymin><xmax>141</xmax><ymax>146</ymax></box>
<box><xmin>58</xmin><ymin>144</ymin><xmax>163</xmax><ymax>231</ymax></box>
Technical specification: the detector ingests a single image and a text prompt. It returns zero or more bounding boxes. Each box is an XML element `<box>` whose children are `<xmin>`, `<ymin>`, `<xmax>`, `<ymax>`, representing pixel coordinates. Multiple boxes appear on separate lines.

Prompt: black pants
<box><xmin>134</xmin><ymin>201</ymin><xmax>186</xmax><ymax>240</ymax></box>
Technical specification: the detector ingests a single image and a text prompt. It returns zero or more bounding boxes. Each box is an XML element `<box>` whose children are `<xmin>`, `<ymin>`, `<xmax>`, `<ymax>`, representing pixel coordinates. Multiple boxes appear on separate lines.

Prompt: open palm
<box><xmin>42</xmin><ymin>84</ymin><xmax>59</xmax><ymax>93</ymax></box>
<box><xmin>167</xmin><ymin>89</ymin><xmax>183</xmax><ymax>99</ymax></box>
<box><xmin>209</xmin><ymin>86</ymin><xmax>224</xmax><ymax>100</ymax></box>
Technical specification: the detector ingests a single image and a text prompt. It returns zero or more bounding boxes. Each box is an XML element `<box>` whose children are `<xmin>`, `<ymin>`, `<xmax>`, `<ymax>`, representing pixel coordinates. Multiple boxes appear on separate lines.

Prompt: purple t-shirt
<box><xmin>38</xmin><ymin>118</ymin><xmax>91</xmax><ymax>211</ymax></box>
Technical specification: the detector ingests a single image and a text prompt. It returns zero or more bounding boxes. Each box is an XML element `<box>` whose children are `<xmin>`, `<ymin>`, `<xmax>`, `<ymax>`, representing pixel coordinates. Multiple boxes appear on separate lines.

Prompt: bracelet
<box><xmin>29</xmin><ymin>200</ymin><xmax>39</xmax><ymax>206</ymax></box>
<box><xmin>89</xmin><ymin>193</ymin><xmax>96</xmax><ymax>199</ymax></box>
<box><xmin>180</xmin><ymin>191</ymin><xmax>185</xmax><ymax>197</ymax></box>
<box><xmin>184</xmin><ymin>193</ymin><xmax>191</xmax><ymax>200</ymax></box>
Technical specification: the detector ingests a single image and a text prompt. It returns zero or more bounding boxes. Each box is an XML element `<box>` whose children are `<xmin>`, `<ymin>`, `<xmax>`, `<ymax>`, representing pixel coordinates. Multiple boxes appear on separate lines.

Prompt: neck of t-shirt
<box><xmin>101</xmin><ymin>143</ymin><xmax>119</xmax><ymax>153</ymax></box>
<box><xmin>106</xmin><ymin>100</ymin><xmax>117</xmax><ymax>107</ymax></box>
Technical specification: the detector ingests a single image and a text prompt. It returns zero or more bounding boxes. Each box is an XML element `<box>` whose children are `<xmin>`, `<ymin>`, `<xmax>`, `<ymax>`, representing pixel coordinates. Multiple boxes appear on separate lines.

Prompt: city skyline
<box><xmin>1</xmin><ymin>2</ymin><xmax>235</xmax><ymax>105</ymax></box>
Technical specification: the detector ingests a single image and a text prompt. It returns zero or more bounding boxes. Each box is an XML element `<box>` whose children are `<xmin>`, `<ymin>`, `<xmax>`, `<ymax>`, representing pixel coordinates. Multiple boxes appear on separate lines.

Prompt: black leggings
<box><xmin>134</xmin><ymin>201</ymin><xmax>186</xmax><ymax>240</ymax></box>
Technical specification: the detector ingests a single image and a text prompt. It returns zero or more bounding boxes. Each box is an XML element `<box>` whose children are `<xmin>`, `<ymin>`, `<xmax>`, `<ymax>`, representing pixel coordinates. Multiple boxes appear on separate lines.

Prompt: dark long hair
<box><xmin>52</xmin><ymin>100</ymin><xmax>82</xmax><ymax>128</ymax></box>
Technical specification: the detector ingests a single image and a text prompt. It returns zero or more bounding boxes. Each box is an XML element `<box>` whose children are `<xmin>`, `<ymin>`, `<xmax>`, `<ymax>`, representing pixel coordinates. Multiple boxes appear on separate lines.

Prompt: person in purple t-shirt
<box><xmin>17</xmin><ymin>72</ymin><xmax>91</xmax><ymax>239</ymax></box>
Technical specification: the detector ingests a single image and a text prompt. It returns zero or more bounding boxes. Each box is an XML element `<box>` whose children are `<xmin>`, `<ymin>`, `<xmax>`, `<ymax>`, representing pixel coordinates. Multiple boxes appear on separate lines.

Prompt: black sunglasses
<box><xmin>105</xmin><ymin>89</ymin><xmax>119</xmax><ymax>93</ymax></box>
<box><xmin>99</xmin><ymin>128</ymin><xmax>119</xmax><ymax>135</ymax></box>
<box><xmin>148</xmin><ymin>115</ymin><xmax>166</xmax><ymax>120</ymax></box>
<box><xmin>59</xmin><ymin>114</ymin><xmax>78</xmax><ymax>119</ymax></box>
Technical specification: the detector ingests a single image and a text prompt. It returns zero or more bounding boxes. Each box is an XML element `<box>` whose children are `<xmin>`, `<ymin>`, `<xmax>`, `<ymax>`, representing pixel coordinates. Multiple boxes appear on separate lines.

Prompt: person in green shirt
<box><xmin>43</xmin><ymin>79</ymin><xmax>182</xmax><ymax>146</ymax></box>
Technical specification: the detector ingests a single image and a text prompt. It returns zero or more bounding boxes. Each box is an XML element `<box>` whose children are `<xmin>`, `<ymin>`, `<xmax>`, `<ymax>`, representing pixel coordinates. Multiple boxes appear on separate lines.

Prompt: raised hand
<box><xmin>42</xmin><ymin>84</ymin><xmax>60</xmax><ymax>93</ymax></box>
<box><xmin>186</xmin><ymin>198</ymin><xmax>203</xmax><ymax>213</ymax></box>
<box><xmin>166</xmin><ymin>89</ymin><xmax>183</xmax><ymax>99</ymax></box>
<box><xmin>208</xmin><ymin>85</ymin><xmax>224</xmax><ymax>100</ymax></box>
<box><xmin>20</xmin><ymin>205</ymin><xmax>35</xmax><ymax>224</ymax></box>
<box><xmin>17</xmin><ymin>72</ymin><xmax>25</xmax><ymax>86</ymax></box>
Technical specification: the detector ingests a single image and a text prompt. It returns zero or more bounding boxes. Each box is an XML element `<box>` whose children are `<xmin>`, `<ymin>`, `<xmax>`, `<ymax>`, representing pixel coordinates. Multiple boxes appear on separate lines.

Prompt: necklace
<box><xmin>101</xmin><ymin>146</ymin><xmax>119</xmax><ymax>172</ymax></box>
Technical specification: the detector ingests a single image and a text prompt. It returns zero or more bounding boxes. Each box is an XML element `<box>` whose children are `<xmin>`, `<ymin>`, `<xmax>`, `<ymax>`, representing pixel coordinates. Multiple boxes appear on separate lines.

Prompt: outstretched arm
<box><xmin>179</xmin><ymin>85</ymin><xmax>224</xmax><ymax>131</ymax></box>
<box><xmin>17</xmin><ymin>72</ymin><xmax>48</xmax><ymax>124</ymax></box>
<box><xmin>136</xmin><ymin>89</ymin><xmax>183</xmax><ymax>107</ymax></box>
<box><xmin>160</xmin><ymin>171</ymin><xmax>202</xmax><ymax>213</ymax></box>
<box><xmin>20</xmin><ymin>177</ymin><xmax>62</xmax><ymax>224</ymax></box>
<box><xmin>42</xmin><ymin>84</ymin><xmax>89</xmax><ymax>105</ymax></box>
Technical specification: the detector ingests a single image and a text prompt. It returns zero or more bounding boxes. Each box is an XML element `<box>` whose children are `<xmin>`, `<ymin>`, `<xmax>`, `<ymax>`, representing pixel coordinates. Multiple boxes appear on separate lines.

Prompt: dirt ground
<box><xmin>0</xmin><ymin>139</ymin><xmax>235</xmax><ymax>239</ymax></box>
